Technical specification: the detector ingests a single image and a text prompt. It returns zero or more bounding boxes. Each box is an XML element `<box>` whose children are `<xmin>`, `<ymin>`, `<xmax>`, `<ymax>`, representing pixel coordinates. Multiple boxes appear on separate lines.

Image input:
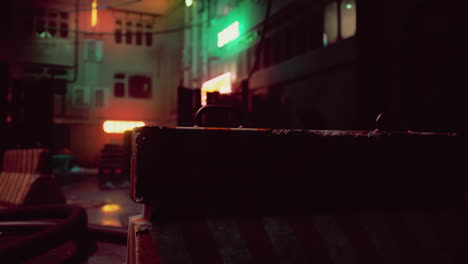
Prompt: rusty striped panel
<box><xmin>139</xmin><ymin>209</ymin><xmax>468</xmax><ymax>264</ymax></box>
<box><xmin>0</xmin><ymin>149</ymin><xmax>48</xmax><ymax>206</ymax></box>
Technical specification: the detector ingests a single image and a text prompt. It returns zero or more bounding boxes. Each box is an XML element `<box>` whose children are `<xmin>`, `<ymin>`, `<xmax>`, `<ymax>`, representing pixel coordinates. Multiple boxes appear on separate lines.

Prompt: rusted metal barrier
<box><xmin>128</xmin><ymin>127</ymin><xmax>467</xmax><ymax>264</ymax></box>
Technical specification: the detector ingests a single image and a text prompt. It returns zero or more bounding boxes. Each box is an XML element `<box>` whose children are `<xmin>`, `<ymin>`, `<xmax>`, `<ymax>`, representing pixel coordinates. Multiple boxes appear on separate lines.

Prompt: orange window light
<box><xmin>103</xmin><ymin>120</ymin><xmax>145</xmax><ymax>134</ymax></box>
<box><xmin>91</xmin><ymin>0</ymin><xmax>98</xmax><ymax>27</ymax></box>
<box><xmin>201</xmin><ymin>72</ymin><xmax>232</xmax><ymax>106</ymax></box>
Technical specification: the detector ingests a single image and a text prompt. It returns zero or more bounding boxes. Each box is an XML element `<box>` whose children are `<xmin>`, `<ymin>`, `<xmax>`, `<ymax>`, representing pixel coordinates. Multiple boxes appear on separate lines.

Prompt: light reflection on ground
<box><xmin>59</xmin><ymin>174</ymin><xmax>143</xmax><ymax>228</ymax></box>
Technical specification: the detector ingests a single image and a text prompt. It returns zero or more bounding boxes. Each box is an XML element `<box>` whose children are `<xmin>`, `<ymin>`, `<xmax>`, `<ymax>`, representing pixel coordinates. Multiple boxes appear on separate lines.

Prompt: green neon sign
<box><xmin>217</xmin><ymin>21</ymin><xmax>240</xmax><ymax>48</ymax></box>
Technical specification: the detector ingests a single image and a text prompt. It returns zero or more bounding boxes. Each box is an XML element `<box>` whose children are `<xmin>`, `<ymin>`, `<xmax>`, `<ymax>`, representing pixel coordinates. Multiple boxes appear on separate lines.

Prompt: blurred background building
<box><xmin>179</xmin><ymin>0</ymin><xmax>358</xmax><ymax>129</ymax></box>
<box><xmin>0</xmin><ymin>0</ymin><xmax>466</xmax><ymax>167</ymax></box>
<box><xmin>0</xmin><ymin>0</ymin><xmax>184</xmax><ymax>166</ymax></box>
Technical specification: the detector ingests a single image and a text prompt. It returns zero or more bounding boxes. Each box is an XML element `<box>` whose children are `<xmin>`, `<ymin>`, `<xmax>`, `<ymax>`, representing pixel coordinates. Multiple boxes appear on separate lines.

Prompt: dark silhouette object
<box><xmin>195</xmin><ymin>105</ymin><xmax>244</xmax><ymax>127</ymax></box>
<box><xmin>0</xmin><ymin>205</ymin><xmax>91</xmax><ymax>263</ymax></box>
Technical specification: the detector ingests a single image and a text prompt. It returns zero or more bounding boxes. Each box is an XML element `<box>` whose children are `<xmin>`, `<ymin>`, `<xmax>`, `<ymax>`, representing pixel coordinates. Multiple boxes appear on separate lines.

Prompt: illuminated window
<box><xmin>323</xmin><ymin>0</ymin><xmax>357</xmax><ymax>46</ymax></box>
<box><xmin>201</xmin><ymin>73</ymin><xmax>232</xmax><ymax>106</ymax></box>
<box><xmin>324</xmin><ymin>1</ymin><xmax>339</xmax><ymax>46</ymax></box>
<box><xmin>340</xmin><ymin>0</ymin><xmax>357</xmax><ymax>39</ymax></box>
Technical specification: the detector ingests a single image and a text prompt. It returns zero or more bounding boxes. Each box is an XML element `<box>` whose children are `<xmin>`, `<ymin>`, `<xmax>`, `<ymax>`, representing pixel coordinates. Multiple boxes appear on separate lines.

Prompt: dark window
<box><xmin>297</xmin><ymin>20</ymin><xmax>307</xmax><ymax>55</ymax></box>
<box><xmin>48</xmin><ymin>21</ymin><xmax>57</xmax><ymax>36</ymax></box>
<box><xmin>263</xmin><ymin>37</ymin><xmax>271</xmax><ymax>68</ymax></box>
<box><xmin>114</xmin><ymin>82</ymin><xmax>125</xmax><ymax>97</ymax></box>
<box><xmin>48</xmin><ymin>68</ymin><xmax>67</xmax><ymax>75</ymax></box>
<box><xmin>136</xmin><ymin>31</ymin><xmax>142</xmax><ymax>45</ymax></box>
<box><xmin>36</xmin><ymin>20</ymin><xmax>45</xmax><ymax>34</ymax></box>
<box><xmin>49</xmin><ymin>12</ymin><xmax>58</xmax><ymax>18</ymax></box>
<box><xmin>128</xmin><ymin>75</ymin><xmax>151</xmax><ymax>98</ymax></box>
<box><xmin>24</xmin><ymin>18</ymin><xmax>34</xmax><ymax>35</ymax></box>
<box><xmin>35</xmin><ymin>8</ymin><xmax>45</xmax><ymax>17</ymax></box>
<box><xmin>145</xmin><ymin>32</ymin><xmax>152</xmax><ymax>46</ymax></box>
<box><xmin>74</xmin><ymin>89</ymin><xmax>84</xmax><ymax>106</ymax></box>
<box><xmin>286</xmin><ymin>25</ymin><xmax>295</xmax><ymax>59</ymax></box>
<box><xmin>126</xmin><ymin>30</ymin><xmax>133</xmax><ymax>44</ymax></box>
<box><xmin>116</xmin><ymin>20</ymin><xmax>122</xmax><ymax>25</ymax></box>
<box><xmin>60</xmin><ymin>12</ymin><xmax>68</xmax><ymax>19</ymax></box>
<box><xmin>146</xmin><ymin>24</ymin><xmax>153</xmax><ymax>29</ymax></box>
<box><xmin>115</xmin><ymin>29</ymin><xmax>122</xmax><ymax>43</ymax></box>
<box><xmin>136</xmin><ymin>23</ymin><xmax>142</xmax><ymax>28</ymax></box>
<box><xmin>126</xmin><ymin>21</ymin><xmax>132</xmax><ymax>27</ymax></box>
<box><xmin>24</xmin><ymin>65</ymin><xmax>43</xmax><ymax>74</ymax></box>
<box><xmin>95</xmin><ymin>90</ymin><xmax>104</xmax><ymax>107</ymax></box>
<box><xmin>59</xmin><ymin>22</ymin><xmax>68</xmax><ymax>38</ymax></box>
<box><xmin>114</xmin><ymin>73</ymin><xmax>125</xmax><ymax>79</ymax></box>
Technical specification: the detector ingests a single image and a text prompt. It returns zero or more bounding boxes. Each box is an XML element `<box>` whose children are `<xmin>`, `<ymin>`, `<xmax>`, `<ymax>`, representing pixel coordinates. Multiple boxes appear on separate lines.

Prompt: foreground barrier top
<box><xmin>131</xmin><ymin>127</ymin><xmax>465</xmax><ymax>215</ymax></box>
<box><xmin>128</xmin><ymin>127</ymin><xmax>467</xmax><ymax>264</ymax></box>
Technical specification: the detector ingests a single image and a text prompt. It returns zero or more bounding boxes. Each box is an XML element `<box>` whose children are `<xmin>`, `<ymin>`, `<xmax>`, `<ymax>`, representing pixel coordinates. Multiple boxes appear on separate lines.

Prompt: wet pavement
<box><xmin>57</xmin><ymin>172</ymin><xmax>142</xmax><ymax>263</ymax></box>
<box><xmin>59</xmin><ymin>173</ymin><xmax>143</xmax><ymax>228</ymax></box>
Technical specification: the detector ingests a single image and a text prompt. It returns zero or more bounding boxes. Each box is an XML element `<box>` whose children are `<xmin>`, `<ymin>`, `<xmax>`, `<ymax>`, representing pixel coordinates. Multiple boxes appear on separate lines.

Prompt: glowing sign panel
<box><xmin>201</xmin><ymin>72</ymin><xmax>232</xmax><ymax>106</ymax></box>
<box><xmin>103</xmin><ymin>120</ymin><xmax>145</xmax><ymax>134</ymax></box>
<box><xmin>217</xmin><ymin>21</ymin><xmax>240</xmax><ymax>48</ymax></box>
<box><xmin>91</xmin><ymin>0</ymin><xmax>98</xmax><ymax>27</ymax></box>
<box><xmin>185</xmin><ymin>0</ymin><xmax>193</xmax><ymax>7</ymax></box>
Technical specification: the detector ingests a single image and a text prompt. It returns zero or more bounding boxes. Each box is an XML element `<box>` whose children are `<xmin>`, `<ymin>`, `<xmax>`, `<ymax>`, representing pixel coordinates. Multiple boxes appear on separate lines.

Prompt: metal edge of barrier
<box><xmin>87</xmin><ymin>223</ymin><xmax>128</xmax><ymax>245</ymax></box>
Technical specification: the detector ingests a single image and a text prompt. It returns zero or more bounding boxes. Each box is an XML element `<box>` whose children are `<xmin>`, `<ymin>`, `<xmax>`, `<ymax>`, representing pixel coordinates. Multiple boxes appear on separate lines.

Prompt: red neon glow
<box><xmin>201</xmin><ymin>72</ymin><xmax>232</xmax><ymax>106</ymax></box>
<box><xmin>103</xmin><ymin>120</ymin><xmax>145</xmax><ymax>134</ymax></box>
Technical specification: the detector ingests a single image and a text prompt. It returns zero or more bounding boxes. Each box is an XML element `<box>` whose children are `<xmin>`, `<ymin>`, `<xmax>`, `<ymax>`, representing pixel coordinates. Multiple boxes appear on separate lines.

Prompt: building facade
<box><xmin>180</xmin><ymin>0</ymin><xmax>358</xmax><ymax>129</ymax></box>
<box><xmin>1</xmin><ymin>0</ymin><xmax>185</xmax><ymax>166</ymax></box>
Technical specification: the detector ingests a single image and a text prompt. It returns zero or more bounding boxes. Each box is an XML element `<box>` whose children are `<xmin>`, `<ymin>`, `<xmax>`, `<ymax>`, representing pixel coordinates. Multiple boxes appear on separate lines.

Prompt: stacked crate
<box><xmin>98</xmin><ymin>144</ymin><xmax>126</xmax><ymax>189</ymax></box>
